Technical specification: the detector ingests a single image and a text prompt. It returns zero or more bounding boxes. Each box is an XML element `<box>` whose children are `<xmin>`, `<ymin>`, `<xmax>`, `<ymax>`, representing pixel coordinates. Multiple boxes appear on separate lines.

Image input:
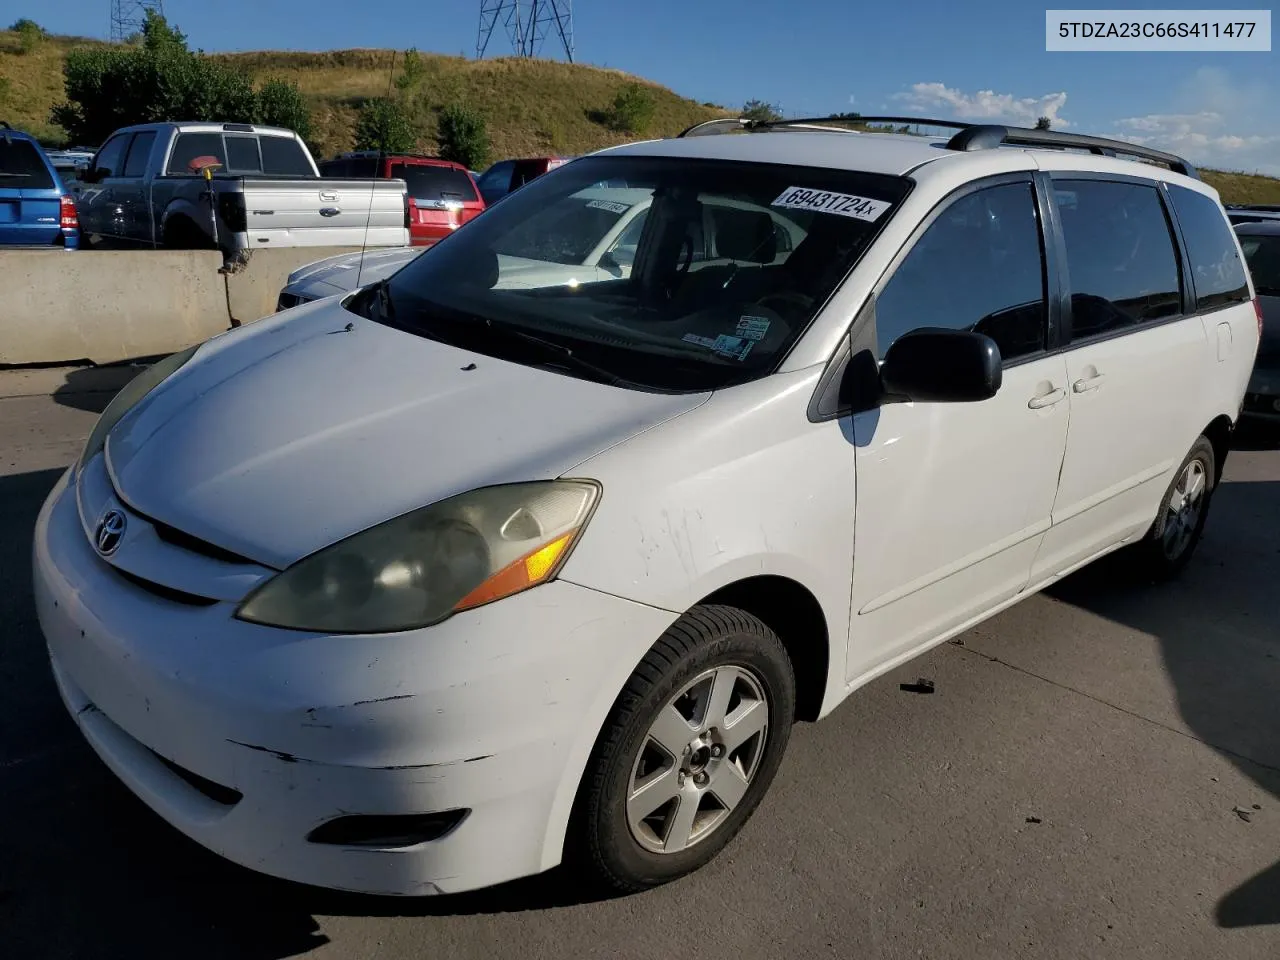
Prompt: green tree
<box><xmin>354</xmin><ymin>97</ymin><xmax>417</xmax><ymax>153</ymax></box>
<box><xmin>742</xmin><ymin>99</ymin><xmax>782</xmax><ymax>122</ymax></box>
<box><xmin>395</xmin><ymin>48</ymin><xmax>426</xmax><ymax>93</ymax></box>
<box><xmin>437</xmin><ymin>103</ymin><xmax>490</xmax><ymax>170</ymax></box>
<box><xmin>50</xmin><ymin>14</ymin><xmax>306</xmax><ymax>147</ymax></box>
<box><xmin>603</xmin><ymin>83</ymin><xmax>656</xmax><ymax>135</ymax></box>
<box><xmin>12</xmin><ymin>18</ymin><xmax>44</xmax><ymax>54</ymax></box>
<box><xmin>255</xmin><ymin>78</ymin><xmax>312</xmax><ymax>141</ymax></box>
<box><xmin>140</xmin><ymin>9</ymin><xmax>187</xmax><ymax>52</ymax></box>
<box><xmin>1035</xmin><ymin>115</ymin><xmax>1052</xmax><ymax>130</ymax></box>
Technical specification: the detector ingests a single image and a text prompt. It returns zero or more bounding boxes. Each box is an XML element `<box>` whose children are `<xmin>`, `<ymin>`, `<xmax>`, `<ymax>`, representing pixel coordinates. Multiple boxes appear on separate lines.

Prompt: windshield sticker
<box><xmin>771</xmin><ymin>187</ymin><xmax>891</xmax><ymax>222</ymax></box>
<box><xmin>736</xmin><ymin>316</ymin><xmax>771</xmax><ymax>341</ymax></box>
<box><xmin>586</xmin><ymin>199</ymin><xmax>631</xmax><ymax>215</ymax></box>
<box><xmin>682</xmin><ymin>333</ymin><xmax>717</xmax><ymax>348</ymax></box>
<box><xmin>712</xmin><ymin>334</ymin><xmax>754</xmax><ymax>361</ymax></box>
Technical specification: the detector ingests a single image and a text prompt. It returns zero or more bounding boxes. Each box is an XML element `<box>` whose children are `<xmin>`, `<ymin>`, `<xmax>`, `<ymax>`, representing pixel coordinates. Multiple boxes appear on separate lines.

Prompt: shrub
<box><xmin>13</xmin><ymin>18</ymin><xmax>44</xmax><ymax>54</ymax></box>
<box><xmin>604</xmin><ymin>83</ymin><xmax>655</xmax><ymax>135</ymax></box>
<box><xmin>437</xmin><ymin>103</ymin><xmax>490</xmax><ymax>170</ymax></box>
<box><xmin>741</xmin><ymin>99</ymin><xmax>782</xmax><ymax>123</ymax></box>
<box><xmin>395</xmin><ymin>48</ymin><xmax>425</xmax><ymax>93</ymax></box>
<box><xmin>354</xmin><ymin>97</ymin><xmax>417</xmax><ymax>153</ymax></box>
<box><xmin>255</xmin><ymin>78</ymin><xmax>312</xmax><ymax>141</ymax></box>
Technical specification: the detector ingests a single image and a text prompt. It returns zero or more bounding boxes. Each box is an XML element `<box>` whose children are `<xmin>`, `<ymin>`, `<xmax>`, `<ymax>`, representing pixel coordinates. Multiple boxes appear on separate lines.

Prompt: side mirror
<box><xmin>879</xmin><ymin>327</ymin><xmax>1002</xmax><ymax>403</ymax></box>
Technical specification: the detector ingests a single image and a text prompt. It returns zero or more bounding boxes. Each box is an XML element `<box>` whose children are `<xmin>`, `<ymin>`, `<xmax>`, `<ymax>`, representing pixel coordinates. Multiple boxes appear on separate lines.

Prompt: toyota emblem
<box><xmin>95</xmin><ymin>509</ymin><xmax>127</xmax><ymax>556</ymax></box>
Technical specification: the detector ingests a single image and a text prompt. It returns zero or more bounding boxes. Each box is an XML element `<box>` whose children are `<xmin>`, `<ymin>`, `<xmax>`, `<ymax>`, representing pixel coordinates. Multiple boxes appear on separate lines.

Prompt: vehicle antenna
<box><xmin>356</xmin><ymin>49</ymin><xmax>399</xmax><ymax>292</ymax></box>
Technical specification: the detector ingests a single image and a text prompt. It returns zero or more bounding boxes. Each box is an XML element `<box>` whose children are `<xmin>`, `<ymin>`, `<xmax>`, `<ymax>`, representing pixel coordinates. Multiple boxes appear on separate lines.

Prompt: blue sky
<box><xmin>15</xmin><ymin>0</ymin><xmax>1279</xmax><ymax>174</ymax></box>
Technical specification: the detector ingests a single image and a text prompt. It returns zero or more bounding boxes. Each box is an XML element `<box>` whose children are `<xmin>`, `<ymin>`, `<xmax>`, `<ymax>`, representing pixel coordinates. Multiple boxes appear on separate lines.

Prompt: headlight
<box><xmin>79</xmin><ymin>345</ymin><xmax>200</xmax><ymax>471</ymax></box>
<box><xmin>234</xmin><ymin>480</ymin><xmax>600</xmax><ymax>633</ymax></box>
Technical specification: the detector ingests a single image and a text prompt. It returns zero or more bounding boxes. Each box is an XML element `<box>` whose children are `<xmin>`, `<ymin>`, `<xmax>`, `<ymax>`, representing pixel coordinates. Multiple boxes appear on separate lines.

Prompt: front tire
<box><xmin>1134</xmin><ymin>436</ymin><xmax>1216</xmax><ymax>580</ymax></box>
<box><xmin>572</xmin><ymin>605</ymin><xmax>796</xmax><ymax>893</ymax></box>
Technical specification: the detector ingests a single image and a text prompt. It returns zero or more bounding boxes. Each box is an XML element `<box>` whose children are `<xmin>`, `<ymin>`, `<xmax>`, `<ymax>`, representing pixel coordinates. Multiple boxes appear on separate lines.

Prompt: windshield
<box><xmin>360</xmin><ymin>155</ymin><xmax>910</xmax><ymax>392</ymax></box>
<box><xmin>1241</xmin><ymin>234</ymin><xmax>1280</xmax><ymax>296</ymax></box>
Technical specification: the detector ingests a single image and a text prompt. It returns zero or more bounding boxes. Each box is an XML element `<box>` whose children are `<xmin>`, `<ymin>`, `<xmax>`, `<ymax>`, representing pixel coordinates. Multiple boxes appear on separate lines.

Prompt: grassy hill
<box><xmin>3</xmin><ymin>27</ymin><xmax>1278</xmax><ymax>205</ymax></box>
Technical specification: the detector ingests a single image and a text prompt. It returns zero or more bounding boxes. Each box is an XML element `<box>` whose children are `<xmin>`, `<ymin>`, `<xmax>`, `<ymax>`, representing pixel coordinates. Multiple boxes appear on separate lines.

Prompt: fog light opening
<box><xmin>306</xmin><ymin>809</ymin><xmax>470</xmax><ymax>848</ymax></box>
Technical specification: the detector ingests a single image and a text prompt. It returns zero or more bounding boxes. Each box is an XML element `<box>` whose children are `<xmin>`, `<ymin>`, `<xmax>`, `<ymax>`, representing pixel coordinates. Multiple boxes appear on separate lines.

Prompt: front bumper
<box><xmin>33</xmin><ymin>467</ymin><xmax>674</xmax><ymax>895</ymax></box>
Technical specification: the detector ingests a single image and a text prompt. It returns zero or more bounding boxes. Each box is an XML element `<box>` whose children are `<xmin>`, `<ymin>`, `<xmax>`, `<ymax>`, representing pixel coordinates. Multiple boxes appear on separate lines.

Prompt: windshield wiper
<box><xmin>475</xmin><ymin>320</ymin><xmax>635</xmax><ymax>386</ymax></box>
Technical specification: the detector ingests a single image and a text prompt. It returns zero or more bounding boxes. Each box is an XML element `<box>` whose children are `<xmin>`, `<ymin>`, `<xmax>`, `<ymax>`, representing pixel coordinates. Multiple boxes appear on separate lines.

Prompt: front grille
<box><xmin>148</xmin><ymin>515</ymin><xmax>255</xmax><ymax>566</ymax></box>
<box><xmin>112</xmin><ymin>567</ymin><xmax>218</xmax><ymax>607</ymax></box>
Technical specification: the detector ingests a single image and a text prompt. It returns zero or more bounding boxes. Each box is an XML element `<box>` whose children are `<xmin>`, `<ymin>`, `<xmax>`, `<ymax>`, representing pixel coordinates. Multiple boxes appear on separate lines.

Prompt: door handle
<box><xmin>1027</xmin><ymin>387</ymin><xmax>1066</xmax><ymax>409</ymax></box>
<box><xmin>1072</xmin><ymin>373</ymin><xmax>1106</xmax><ymax>393</ymax></box>
<box><xmin>319</xmin><ymin>207</ymin><xmax>341</xmax><ymax>217</ymax></box>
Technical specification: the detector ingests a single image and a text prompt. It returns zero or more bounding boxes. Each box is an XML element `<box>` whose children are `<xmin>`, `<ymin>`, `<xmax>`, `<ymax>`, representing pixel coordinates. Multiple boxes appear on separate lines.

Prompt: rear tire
<box><xmin>570</xmin><ymin>605</ymin><xmax>795</xmax><ymax>893</ymax></box>
<box><xmin>1133</xmin><ymin>436</ymin><xmax>1216</xmax><ymax>580</ymax></box>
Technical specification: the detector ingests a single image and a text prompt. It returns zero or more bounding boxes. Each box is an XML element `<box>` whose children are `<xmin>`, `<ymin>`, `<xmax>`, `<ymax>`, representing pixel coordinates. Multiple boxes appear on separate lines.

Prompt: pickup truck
<box><xmin>72</xmin><ymin>122</ymin><xmax>409</xmax><ymax>257</ymax></box>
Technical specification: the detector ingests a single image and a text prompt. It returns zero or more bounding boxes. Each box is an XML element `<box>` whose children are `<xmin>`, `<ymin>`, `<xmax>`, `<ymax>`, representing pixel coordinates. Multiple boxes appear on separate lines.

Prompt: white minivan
<box><xmin>33</xmin><ymin>117</ymin><xmax>1260</xmax><ymax>897</ymax></box>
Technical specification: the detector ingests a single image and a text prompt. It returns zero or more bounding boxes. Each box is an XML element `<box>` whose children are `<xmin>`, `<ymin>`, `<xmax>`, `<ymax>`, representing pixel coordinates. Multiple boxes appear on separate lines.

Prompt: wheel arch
<box><xmin>1202</xmin><ymin>414</ymin><xmax>1234</xmax><ymax>484</ymax></box>
<box><xmin>698</xmin><ymin>574</ymin><xmax>832</xmax><ymax>723</ymax></box>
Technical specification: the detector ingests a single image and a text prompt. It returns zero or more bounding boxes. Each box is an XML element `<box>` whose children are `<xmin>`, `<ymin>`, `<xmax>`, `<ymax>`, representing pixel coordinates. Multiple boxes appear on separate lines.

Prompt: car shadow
<box><xmin>50</xmin><ymin>362</ymin><xmax>156</xmax><ymax>415</ymax></box>
<box><xmin>1045</xmin><ymin>467</ymin><xmax>1280</xmax><ymax>930</ymax></box>
<box><xmin>0</xmin><ymin>467</ymin><xmax>625</xmax><ymax>960</ymax></box>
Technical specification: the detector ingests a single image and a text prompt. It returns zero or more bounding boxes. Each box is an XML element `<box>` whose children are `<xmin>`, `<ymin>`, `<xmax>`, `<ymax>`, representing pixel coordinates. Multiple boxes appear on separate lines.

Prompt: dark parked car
<box><xmin>1236</xmin><ymin>220</ymin><xmax>1280</xmax><ymax>422</ymax></box>
<box><xmin>474</xmin><ymin>156</ymin><xmax>573</xmax><ymax>206</ymax></box>
<box><xmin>0</xmin><ymin>122</ymin><xmax>80</xmax><ymax>250</ymax></box>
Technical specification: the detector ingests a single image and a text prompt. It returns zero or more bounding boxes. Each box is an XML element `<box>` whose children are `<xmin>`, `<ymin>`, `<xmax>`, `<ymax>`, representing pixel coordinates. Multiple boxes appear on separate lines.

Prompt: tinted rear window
<box><xmin>1240</xmin><ymin>234</ymin><xmax>1280</xmax><ymax>295</ymax></box>
<box><xmin>390</xmin><ymin>163</ymin><xmax>477</xmax><ymax>202</ymax></box>
<box><xmin>225</xmin><ymin>136</ymin><xmax>262</xmax><ymax>173</ymax></box>
<box><xmin>1167</xmin><ymin>185</ymin><xmax>1251</xmax><ymax>311</ymax></box>
<box><xmin>0</xmin><ymin>138</ymin><xmax>55</xmax><ymax>189</ymax></box>
<box><xmin>167</xmin><ymin>133</ymin><xmax>227</xmax><ymax>175</ymax></box>
<box><xmin>259</xmin><ymin>136</ymin><xmax>314</xmax><ymax>176</ymax></box>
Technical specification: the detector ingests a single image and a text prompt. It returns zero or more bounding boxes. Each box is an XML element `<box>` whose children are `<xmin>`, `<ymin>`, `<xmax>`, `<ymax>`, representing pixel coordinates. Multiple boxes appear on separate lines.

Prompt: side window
<box><xmin>166</xmin><ymin>133</ymin><xmax>227</xmax><ymax>175</ymax></box>
<box><xmin>93</xmin><ymin>135</ymin><xmax>130</xmax><ymax>179</ymax></box>
<box><xmin>121</xmin><ymin>131</ymin><xmax>155</xmax><ymax>178</ymax></box>
<box><xmin>1056</xmin><ymin>179</ymin><xmax>1182</xmax><ymax>342</ymax></box>
<box><xmin>604</xmin><ymin>209</ymin><xmax>649</xmax><ymax>267</ymax></box>
<box><xmin>1166</xmin><ymin>184</ymin><xmax>1251</xmax><ymax>311</ymax></box>
<box><xmin>875</xmin><ymin>182</ymin><xmax>1048</xmax><ymax>363</ymax></box>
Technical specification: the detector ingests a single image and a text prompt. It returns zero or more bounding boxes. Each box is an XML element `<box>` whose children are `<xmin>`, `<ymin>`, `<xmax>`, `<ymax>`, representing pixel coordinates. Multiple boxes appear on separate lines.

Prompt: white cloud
<box><xmin>1112</xmin><ymin>69</ymin><xmax>1280</xmax><ymax>176</ymax></box>
<box><xmin>892</xmin><ymin>82</ymin><xmax>1070</xmax><ymax>128</ymax></box>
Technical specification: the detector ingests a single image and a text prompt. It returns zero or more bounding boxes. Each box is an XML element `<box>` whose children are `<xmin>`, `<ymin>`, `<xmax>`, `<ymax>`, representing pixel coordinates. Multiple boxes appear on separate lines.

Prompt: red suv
<box><xmin>318</xmin><ymin>152</ymin><xmax>485</xmax><ymax>246</ymax></box>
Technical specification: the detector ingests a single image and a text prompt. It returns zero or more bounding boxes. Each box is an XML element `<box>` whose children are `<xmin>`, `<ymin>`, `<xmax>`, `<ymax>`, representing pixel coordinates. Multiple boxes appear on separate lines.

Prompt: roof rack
<box><xmin>675</xmin><ymin>114</ymin><xmax>1199</xmax><ymax>179</ymax></box>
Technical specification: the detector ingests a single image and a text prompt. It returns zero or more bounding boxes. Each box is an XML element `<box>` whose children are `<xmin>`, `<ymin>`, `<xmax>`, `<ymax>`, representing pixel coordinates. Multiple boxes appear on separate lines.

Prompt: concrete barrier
<box><xmin>1</xmin><ymin>250</ymin><xmax>227</xmax><ymax>366</ymax></box>
<box><xmin>1</xmin><ymin>246</ymin><xmax>375</xmax><ymax>367</ymax></box>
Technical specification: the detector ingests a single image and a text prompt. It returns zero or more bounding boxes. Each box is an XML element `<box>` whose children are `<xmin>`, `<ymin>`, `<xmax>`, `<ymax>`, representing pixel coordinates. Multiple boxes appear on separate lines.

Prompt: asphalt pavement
<box><xmin>1</xmin><ymin>367</ymin><xmax>1278</xmax><ymax>960</ymax></box>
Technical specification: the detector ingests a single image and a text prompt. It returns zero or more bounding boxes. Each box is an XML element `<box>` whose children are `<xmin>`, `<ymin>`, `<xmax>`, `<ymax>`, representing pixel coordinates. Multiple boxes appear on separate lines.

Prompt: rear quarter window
<box><xmin>0</xmin><ymin>137</ymin><xmax>55</xmax><ymax>189</ymax></box>
<box><xmin>1167</xmin><ymin>184</ymin><xmax>1251</xmax><ymax>311</ymax></box>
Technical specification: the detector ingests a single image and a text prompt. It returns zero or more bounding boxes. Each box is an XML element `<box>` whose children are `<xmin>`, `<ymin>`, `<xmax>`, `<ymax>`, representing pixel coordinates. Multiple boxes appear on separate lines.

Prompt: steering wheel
<box><xmin>755</xmin><ymin>291</ymin><xmax>814</xmax><ymax>314</ymax></box>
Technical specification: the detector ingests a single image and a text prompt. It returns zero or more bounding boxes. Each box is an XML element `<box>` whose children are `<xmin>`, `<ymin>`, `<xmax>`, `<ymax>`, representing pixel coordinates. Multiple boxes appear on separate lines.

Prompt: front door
<box><xmin>847</xmin><ymin>177</ymin><xmax>1071</xmax><ymax>681</ymax></box>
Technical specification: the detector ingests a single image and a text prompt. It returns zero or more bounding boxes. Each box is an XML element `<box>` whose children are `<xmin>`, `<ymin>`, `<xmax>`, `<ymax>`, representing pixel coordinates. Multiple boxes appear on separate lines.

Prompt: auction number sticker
<box><xmin>771</xmin><ymin>187</ymin><xmax>891</xmax><ymax>222</ymax></box>
<box><xmin>586</xmin><ymin>199</ymin><xmax>631</xmax><ymax>215</ymax></box>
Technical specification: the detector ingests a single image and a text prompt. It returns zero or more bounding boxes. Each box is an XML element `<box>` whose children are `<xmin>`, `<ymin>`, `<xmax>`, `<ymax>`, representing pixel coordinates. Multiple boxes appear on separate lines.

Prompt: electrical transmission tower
<box><xmin>476</xmin><ymin>0</ymin><xmax>574</xmax><ymax>62</ymax></box>
<box><xmin>110</xmin><ymin>0</ymin><xmax>165</xmax><ymax>43</ymax></box>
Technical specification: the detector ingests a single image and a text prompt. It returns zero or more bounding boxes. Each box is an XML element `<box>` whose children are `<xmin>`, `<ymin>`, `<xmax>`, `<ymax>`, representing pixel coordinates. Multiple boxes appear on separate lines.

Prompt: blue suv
<box><xmin>0</xmin><ymin>122</ymin><xmax>81</xmax><ymax>250</ymax></box>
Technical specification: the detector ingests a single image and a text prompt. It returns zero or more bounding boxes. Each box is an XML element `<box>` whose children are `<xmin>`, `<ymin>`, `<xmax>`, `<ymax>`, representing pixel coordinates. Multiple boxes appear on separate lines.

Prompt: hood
<box><xmin>286</xmin><ymin>247</ymin><xmax>426</xmax><ymax>296</ymax></box>
<box><xmin>105</xmin><ymin>301</ymin><xmax>708</xmax><ymax>569</ymax></box>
